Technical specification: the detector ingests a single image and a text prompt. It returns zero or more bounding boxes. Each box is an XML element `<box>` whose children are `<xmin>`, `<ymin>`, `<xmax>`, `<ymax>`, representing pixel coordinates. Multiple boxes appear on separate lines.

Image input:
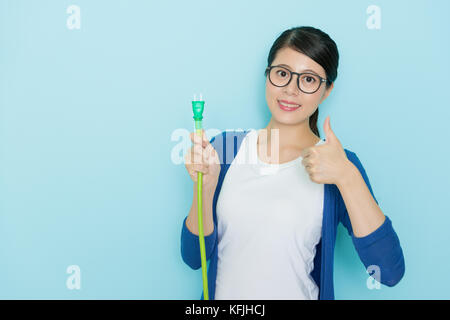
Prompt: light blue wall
<box><xmin>1</xmin><ymin>0</ymin><xmax>449</xmax><ymax>299</ymax></box>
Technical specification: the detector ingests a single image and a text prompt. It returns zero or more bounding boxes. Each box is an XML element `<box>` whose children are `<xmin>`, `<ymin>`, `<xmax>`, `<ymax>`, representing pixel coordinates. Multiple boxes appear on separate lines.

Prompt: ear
<box><xmin>319</xmin><ymin>82</ymin><xmax>334</xmax><ymax>104</ymax></box>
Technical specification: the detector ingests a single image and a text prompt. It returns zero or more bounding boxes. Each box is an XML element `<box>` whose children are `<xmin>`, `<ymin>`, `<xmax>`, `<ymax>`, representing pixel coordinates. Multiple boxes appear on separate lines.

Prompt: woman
<box><xmin>181</xmin><ymin>26</ymin><xmax>405</xmax><ymax>300</ymax></box>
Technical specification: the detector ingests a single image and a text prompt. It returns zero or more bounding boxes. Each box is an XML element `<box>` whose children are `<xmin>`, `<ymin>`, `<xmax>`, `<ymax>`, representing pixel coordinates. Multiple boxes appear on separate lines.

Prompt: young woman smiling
<box><xmin>182</xmin><ymin>26</ymin><xmax>405</xmax><ymax>300</ymax></box>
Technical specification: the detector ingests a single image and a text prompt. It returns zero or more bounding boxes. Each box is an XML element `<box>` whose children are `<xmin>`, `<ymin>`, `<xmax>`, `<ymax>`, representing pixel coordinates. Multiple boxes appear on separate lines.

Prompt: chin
<box><xmin>273</xmin><ymin>115</ymin><xmax>306</xmax><ymax>126</ymax></box>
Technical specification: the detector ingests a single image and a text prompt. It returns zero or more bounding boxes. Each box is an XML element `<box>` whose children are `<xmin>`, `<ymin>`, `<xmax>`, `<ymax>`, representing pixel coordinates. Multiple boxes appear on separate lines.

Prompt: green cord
<box><xmin>192</xmin><ymin>99</ymin><xmax>209</xmax><ymax>300</ymax></box>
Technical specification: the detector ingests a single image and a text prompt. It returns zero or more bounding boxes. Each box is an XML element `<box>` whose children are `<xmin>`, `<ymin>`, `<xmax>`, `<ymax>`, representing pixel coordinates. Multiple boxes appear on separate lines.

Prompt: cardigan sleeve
<box><xmin>180</xmin><ymin>132</ymin><xmax>223</xmax><ymax>270</ymax></box>
<box><xmin>181</xmin><ymin>215</ymin><xmax>217</xmax><ymax>270</ymax></box>
<box><xmin>338</xmin><ymin>151</ymin><xmax>405</xmax><ymax>287</ymax></box>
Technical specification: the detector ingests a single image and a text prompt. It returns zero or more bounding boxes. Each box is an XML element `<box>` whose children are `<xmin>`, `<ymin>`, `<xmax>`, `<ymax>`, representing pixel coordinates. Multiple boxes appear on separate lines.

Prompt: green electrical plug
<box><xmin>192</xmin><ymin>93</ymin><xmax>209</xmax><ymax>300</ymax></box>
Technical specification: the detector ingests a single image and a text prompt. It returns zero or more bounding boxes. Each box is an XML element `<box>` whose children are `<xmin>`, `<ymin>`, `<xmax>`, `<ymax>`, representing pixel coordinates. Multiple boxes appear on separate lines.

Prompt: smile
<box><xmin>278</xmin><ymin>100</ymin><xmax>301</xmax><ymax>111</ymax></box>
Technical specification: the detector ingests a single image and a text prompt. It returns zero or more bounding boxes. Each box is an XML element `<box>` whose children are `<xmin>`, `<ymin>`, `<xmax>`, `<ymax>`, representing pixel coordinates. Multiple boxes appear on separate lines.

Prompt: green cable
<box><xmin>192</xmin><ymin>95</ymin><xmax>209</xmax><ymax>300</ymax></box>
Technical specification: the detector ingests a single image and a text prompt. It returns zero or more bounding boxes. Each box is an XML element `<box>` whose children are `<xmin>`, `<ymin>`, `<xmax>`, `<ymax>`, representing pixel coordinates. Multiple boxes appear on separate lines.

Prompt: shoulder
<box><xmin>210</xmin><ymin>129</ymin><xmax>250</xmax><ymax>143</ymax></box>
<box><xmin>209</xmin><ymin>130</ymin><xmax>252</xmax><ymax>164</ymax></box>
<box><xmin>209</xmin><ymin>130</ymin><xmax>250</xmax><ymax>152</ymax></box>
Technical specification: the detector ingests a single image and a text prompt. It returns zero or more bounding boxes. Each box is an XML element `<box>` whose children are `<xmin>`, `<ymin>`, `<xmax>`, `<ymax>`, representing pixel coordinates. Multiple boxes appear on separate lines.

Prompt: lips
<box><xmin>277</xmin><ymin>99</ymin><xmax>301</xmax><ymax>111</ymax></box>
<box><xmin>279</xmin><ymin>99</ymin><xmax>300</xmax><ymax>106</ymax></box>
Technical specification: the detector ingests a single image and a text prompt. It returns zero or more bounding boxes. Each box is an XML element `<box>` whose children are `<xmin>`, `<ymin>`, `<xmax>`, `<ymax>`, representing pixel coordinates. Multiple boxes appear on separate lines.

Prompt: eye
<box><xmin>305</xmin><ymin>76</ymin><xmax>315</xmax><ymax>83</ymax></box>
<box><xmin>276</xmin><ymin>70</ymin><xmax>289</xmax><ymax>78</ymax></box>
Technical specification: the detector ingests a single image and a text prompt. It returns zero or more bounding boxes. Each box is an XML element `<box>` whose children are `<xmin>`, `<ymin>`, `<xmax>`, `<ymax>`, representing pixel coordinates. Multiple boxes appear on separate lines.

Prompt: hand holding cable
<box><xmin>183</xmin><ymin>94</ymin><xmax>220</xmax><ymax>300</ymax></box>
<box><xmin>184</xmin><ymin>129</ymin><xmax>220</xmax><ymax>188</ymax></box>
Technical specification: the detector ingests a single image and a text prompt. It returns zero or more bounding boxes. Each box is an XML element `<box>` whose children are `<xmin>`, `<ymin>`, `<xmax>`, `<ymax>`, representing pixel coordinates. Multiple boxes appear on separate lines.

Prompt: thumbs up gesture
<box><xmin>300</xmin><ymin>116</ymin><xmax>354</xmax><ymax>185</ymax></box>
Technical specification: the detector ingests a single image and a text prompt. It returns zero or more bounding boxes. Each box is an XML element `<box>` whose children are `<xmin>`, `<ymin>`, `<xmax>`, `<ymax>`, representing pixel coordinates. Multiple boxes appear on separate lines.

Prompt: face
<box><xmin>265</xmin><ymin>46</ymin><xmax>334</xmax><ymax>127</ymax></box>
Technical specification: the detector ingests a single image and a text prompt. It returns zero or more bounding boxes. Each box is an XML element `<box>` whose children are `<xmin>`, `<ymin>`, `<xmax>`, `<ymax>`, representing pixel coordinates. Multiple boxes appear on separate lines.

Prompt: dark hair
<box><xmin>264</xmin><ymin>26</ymin><xmax>339</xmax><ymax>138</ymax></box>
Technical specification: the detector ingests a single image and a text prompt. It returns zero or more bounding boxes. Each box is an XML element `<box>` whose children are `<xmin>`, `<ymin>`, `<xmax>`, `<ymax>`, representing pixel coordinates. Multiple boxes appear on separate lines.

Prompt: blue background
<box><xmin>1</xmin><ymin>0</ymin><xmax>449</xmax><ymax>299</ymax></box>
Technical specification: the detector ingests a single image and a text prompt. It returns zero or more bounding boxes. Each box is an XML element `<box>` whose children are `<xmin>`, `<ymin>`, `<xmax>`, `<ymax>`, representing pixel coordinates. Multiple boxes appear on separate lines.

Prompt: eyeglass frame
<box><xmin>265</xmin><ymin>65</ymin><xmax>329</xmax><ymax>94</ymax></box>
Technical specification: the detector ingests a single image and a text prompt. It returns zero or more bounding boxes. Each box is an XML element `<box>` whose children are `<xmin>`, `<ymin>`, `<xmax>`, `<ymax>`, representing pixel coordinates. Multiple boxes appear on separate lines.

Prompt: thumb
<box><xmin>323</xmin><ymin>116</ymin><xmax>337</xmax><ymax>144</ymax></box>
<box><xmin>201</xmin><ymin>129</ymin><xmax>208</xmax><ymax>146</ymax></box>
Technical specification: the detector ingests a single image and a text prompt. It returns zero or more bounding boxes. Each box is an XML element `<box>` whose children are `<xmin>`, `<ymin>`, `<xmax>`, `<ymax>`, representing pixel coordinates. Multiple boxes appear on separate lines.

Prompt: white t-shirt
<box><xmin>214</xmin><ymin>129</ymin><xmax>325</xmax><ymax>300</ymax></box>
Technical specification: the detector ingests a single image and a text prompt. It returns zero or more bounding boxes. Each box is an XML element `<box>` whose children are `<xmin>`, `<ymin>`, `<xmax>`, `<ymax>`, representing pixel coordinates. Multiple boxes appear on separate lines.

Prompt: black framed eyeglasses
<box><xmin>265</xmin><ymin>65</ymin><xmax>328</xmax><ymax>94</ymax></box>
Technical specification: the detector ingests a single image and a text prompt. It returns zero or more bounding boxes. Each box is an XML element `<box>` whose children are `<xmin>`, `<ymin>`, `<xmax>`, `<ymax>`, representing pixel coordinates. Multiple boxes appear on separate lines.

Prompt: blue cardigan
<box><xmin>181</xmin><ymin>130</ymin><xmax>405</xmax><ymax>300</ymax></box>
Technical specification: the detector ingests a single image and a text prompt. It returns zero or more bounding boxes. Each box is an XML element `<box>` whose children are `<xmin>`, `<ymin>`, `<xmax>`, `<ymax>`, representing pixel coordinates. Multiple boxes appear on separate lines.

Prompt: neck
<box><xmin>260</xmin><ymin>118</ymin><xmax>319</xmax><ymax>151</ymax></box>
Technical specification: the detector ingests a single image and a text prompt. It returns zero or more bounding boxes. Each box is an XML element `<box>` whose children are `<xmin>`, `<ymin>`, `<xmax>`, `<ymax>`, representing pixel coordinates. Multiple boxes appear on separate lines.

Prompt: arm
<box><xmin>336</xmin><ymin>161</ymin><xmax>385</xmax><ymax>238</ymax></box>
<box><xmin>337</xmin><ymin>152</ymin><xmax>405</xmax><ymax>287</ymax></box>
<box><xmin>185</xmin><ymin>183</ymin><xmax>216</xmax><ymax>237</ymax></box>
<box><xmin>181</xmin><ymin>184</ymin><xmax>217</xmax><ymax>270</ymax></box>
<box><xmin>181</xmin><ymin>132</ymin><xmax>223</xmax><ymax>270</ymax></box>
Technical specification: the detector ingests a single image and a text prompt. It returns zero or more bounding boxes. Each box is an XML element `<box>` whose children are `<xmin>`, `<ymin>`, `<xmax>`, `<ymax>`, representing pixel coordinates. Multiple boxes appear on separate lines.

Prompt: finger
<box><xmin>204</xmin><ymin>143</ymin><xmax>214</xmax><ymax>155</ymax></box>
<box><xmin>191</xmin><ymin>151</ymin><xmax>203</xmax><ymax>164</ymax></box>
<box><xmin>191</xmin><ymin>132</ymin><xmax>201</xmax><ymax>145</ymax></box>
<box><xmin>203</xmin><ymin>134</ymin><xmax>209</xmax><ymax>147</ymax></box>
<box><xmin>191</xmin><ymin>131</ymin><xmax>208</xmax><ymax>148</ymax></box>
<box><xmin>301</xmin><ymin>147</ymin><xmax>312</xmax><ymax>159</ymax></box>
<box><xmin>323</xmin><ymin>116</ymin><xmax>337</xmax><ymax>144</ymax></box>
<box><xmin>191</xmin><ymin>132</ymin><xmax>201</xmax><ymax>144</ymax></box>
<box><xmin>206</xmin><ymin>154</ymin><xmax>219</xmax><ymax>166</ymax></box>
<box><xmin>193</xmin><ymin>148</ymin><xmax>210</xmax><ymax>164</ymax></box>
<box><xmin>191</xmin><ymin>129</ymin><xmax>206</xmax><ymax>140</ymax></box>
<box><xmin>193</xmin><ymin>144</ymin><xmax>205</xmax><ymax>156</ymax></box>
<box><xmin>205</xmin><ymin>148</ymin><xmax>219</xmax><ymax>165</ymax></box>
<box><xmin>185</xmin><ymin>152</ymin><xmax>195</xmax><ymax>165</ymax></box>
<box><xmin>192</xmin><ymin>148</ymin><xmax>207</xmax><ymax>158</ymax></box>
<box><xmin>200</xmin><ymin>131</ymin><xmax>209</xmax><ymax>148</ymax></box>
<box><xmin>194</xmin><ymin>149</ymin><xmax>208</xmax><ymax>164</ymax></box>
<box><xmin>192</xmin><ymin>164</ymin><xmax>208</xmax><ymax>174</ymax></box>
<box><xmin>198</xmin><ymin>130</ymin><xmax>208</xmax><ymax>147</ymax></box>
<box><xmin>304</xmin><ymin>165</ymin><xmax>312</xmax><ymax>174</ymax></box>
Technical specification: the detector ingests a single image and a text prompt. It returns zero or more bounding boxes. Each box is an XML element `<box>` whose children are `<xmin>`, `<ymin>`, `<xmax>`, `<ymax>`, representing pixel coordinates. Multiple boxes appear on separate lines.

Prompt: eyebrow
<box><xmin>276</xmin><ymin>64</ymin><xmax>320</xmax><ymax>75</ymax></box>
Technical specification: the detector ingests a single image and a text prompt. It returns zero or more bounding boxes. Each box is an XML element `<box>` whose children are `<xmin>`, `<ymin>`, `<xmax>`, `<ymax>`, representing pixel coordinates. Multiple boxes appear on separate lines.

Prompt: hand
<box><xmin>300</xmin><ymin>116</ymin><xmax>354</xmax><ymax>185</ymax></box>
<box><xmin>184</xmin><ymin>129</ymin><xmax>221</xmax><ymax>188</ymax></box>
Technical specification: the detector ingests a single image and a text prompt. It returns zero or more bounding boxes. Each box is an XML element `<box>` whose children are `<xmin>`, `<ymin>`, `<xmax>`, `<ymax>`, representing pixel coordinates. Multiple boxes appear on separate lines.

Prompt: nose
<box><xmin>284</xmin><ymin>74</ymin><xmax>300</xmax><ymax>95</ymax></box>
